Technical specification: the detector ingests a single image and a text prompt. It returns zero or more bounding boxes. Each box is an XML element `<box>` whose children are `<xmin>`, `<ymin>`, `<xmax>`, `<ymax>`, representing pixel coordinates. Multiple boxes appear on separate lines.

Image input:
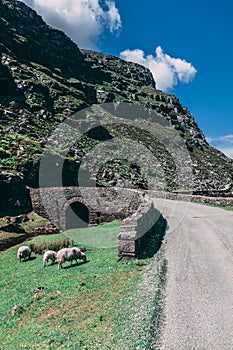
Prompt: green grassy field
<box><xmin>0</xmin><ymin>221</ymin><xmax>164</xmax><ymax>349</ymax></box>
<box><xmin>64</xmin><ymin>220</ymin><xmax>122</xmax><ymax>249</ymax></box>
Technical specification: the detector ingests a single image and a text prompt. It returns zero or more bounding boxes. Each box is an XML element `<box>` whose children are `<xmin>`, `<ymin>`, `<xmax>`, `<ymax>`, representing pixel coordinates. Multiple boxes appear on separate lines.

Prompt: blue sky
<box><xmin>22</xmin><ymin>0</ymin><xmax>233</xmax><ymax>158</ymax></box>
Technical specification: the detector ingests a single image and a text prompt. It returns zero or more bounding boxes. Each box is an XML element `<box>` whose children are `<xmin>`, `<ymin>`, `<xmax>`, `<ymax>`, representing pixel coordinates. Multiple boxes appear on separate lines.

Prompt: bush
<box><xmin>29</xmin><ymin>237</ymin><xmax>74</xmax><ymax>254</ymax></box>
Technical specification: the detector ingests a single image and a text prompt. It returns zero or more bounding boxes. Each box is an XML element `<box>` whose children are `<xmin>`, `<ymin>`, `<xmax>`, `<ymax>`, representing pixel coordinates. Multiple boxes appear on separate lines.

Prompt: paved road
<box><xmin>152</xmin><ymin>198</ymin><xmax>233</xmax><ymax>350</ymax></box>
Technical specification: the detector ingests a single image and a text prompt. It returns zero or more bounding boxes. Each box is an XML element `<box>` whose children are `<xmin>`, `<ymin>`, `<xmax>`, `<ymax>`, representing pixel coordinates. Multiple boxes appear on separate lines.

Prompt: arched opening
<box><xmin>66</xmin><ymin>202</ymin><xmax>89</xmax><ymax>229</ymax></box>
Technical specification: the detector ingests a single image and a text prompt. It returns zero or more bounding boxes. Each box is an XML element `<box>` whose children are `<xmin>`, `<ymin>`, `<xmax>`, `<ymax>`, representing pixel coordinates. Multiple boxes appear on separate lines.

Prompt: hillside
<box><xmin>0</xmin><ymin>0</ymin><xmax>232</xmax><ymax>213</ymax></box>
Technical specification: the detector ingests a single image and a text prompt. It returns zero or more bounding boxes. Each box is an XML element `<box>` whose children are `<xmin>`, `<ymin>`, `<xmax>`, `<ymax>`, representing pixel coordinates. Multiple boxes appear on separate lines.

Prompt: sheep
<box><xmin>57</xmin><ymin>247</ymin><xmax>86</xmax><ymax>270</ymax></box>
<box><xmin>43</xmin><ymin>250</ymin><xmax>57</xmax><ymax>267</ymax></box>
<box><xmin>17</xmin><ymin>246</ymin><xmax>31</xmax><ymax>262</ymax></box>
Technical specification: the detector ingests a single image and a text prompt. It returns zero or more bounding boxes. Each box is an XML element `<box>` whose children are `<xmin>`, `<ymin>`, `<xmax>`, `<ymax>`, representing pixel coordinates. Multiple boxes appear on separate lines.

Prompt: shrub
<box><xmin>29</xmin><ymin>237</ymin><xmax>74</xmax><ymax>254</ymax></box>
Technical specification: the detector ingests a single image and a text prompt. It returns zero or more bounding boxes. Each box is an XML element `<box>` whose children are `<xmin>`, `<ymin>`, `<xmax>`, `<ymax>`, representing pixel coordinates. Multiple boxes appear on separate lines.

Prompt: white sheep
<box><xmin>17</xmin><ymin>246</ymin><xmax>31</xmax><ymax>262</ymax></box>
<box><xmin>43</xmin><ymin>250</ymin><xmax>57</xmax><ymax>267</ymax></box>
<box><xmin>57</xmin><ymin>247</ymin><xmax>86</xmax><ymax>270</ymax></box>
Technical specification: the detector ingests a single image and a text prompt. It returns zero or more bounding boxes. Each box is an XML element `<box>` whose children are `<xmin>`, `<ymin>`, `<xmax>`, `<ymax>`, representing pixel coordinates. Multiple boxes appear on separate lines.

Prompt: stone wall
<box><xmin>118</xmin><ymin>194</ymin><xmax>167</xmax><ymax>260</ymax></box>
<box><xmin>30</xmin><ymin>186</ymin><xmax>142</xmax><ymax>231</ymax></box>
<box><xmin>148</xmin><ymin>190</ymin><xmax>233</xmax><ymax>207</ymax></box>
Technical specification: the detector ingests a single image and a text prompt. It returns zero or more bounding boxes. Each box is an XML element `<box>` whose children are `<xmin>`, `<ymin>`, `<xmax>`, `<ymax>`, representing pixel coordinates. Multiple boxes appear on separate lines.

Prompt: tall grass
<box><xmin>29</xmin><ymin>235</ymin><xmax>74</xmax><ymax>254</ymax></box>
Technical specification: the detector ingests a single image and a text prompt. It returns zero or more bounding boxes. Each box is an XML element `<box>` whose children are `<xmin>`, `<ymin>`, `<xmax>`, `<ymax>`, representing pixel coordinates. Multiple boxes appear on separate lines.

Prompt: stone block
<box><xmin>118</xmin><ymin>240</ymin><xmax>136</xmax><ymax>254</ymax></box>
<box><xmin>118</xmin><ymin>231</ymin><xmax>136</xmax><ymax>241</ymax></box>
<box><xmin>120</xmin><ymin>225</ymin><xmax>137</xmax><ymax>232</ymax></box>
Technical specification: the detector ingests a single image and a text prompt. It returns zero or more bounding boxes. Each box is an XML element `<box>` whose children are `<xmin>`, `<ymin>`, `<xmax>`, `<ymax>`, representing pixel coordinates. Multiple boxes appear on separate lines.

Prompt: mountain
<box><xmin>0</xmin><ymin>0</ymin><xmax>232</xmax><ymax>213</ymax></box>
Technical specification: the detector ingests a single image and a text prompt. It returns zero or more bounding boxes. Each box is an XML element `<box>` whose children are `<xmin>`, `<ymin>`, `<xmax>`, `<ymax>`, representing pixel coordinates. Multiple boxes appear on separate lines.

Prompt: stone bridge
<box><xmin>30</xmin><ymin>186</ymin><xmax>143</xmax><ymax>230</ymax></box>
<box><xmin>30</xmin><ymin>186</ymin><xmax>167</xmax><ymax>259</ymax></box>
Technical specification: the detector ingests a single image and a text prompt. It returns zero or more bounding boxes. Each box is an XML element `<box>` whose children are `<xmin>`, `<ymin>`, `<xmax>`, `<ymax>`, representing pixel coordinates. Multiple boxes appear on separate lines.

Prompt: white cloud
<box><xmin>207</xmin><ymin>134</ymin><xmax>233</xmax><ymax>159</ymax></box>
<box><xmin>218</xmin><ymin>147</ymin><xmax>233</xmax><ymax>159</ymax></box>
<box><xmin>105</xmin><ymin>0</ymin><xmax>122</xmax><ymax>33</ymax></box>
<box><xmin>219</xmin><ymin>134</ymin><xmax>233</xmax><ymax>142</ymax></box>
<box><xmin>120</xmin><ymin>46</ymin><xmax>197</xmax><ymax>91</ymax></box>
<box><xmin>21</xmin><ymin>0</ymin><xmax>122</xmax><ymax>49</ymax></box>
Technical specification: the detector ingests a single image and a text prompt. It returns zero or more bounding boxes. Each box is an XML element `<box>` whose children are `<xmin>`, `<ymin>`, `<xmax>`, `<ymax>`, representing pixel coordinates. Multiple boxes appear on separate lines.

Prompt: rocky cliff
<box><xmin>0</xmin><ymin>0</ymin><xmax>232</xmax><ymax>213</ymax></box>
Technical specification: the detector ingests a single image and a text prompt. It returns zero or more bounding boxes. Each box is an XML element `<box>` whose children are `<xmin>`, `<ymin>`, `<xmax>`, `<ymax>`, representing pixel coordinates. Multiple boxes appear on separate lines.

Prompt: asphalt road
<box><xmin>152</xmin><ymin>198</ymin><xmax>233</xmax><ymax>350</ymax></box>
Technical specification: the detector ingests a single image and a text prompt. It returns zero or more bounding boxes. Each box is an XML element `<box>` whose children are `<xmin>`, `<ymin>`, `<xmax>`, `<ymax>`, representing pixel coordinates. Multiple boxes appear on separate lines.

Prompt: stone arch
<box><xmin>63</xmin><ymin>198</ymin><xmax>90</xmax><ymax>230</ymax></box>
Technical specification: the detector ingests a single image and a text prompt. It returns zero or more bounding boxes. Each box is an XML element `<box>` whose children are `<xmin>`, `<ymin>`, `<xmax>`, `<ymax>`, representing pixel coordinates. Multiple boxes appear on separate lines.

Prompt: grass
<box><xmin>0</xmin><ymin>231</ymin><xmax>24</xmax><ymax>241</ymax></box>
<box><xmin>0</xmin><ymin>220</ymin><xmax>165</xmax><ymax>349</ymax></box>
<box><xmin>64</xmin><ymin>220</ymin><xmax>122</xmax><ymax>248</ymax></box>
<box><xmin>21</xmin><ymin>213</ymin><xmax>50</xmax><ymax>232</ymax></box>
<box><xmin>224</xmin><ymin>206</ymin><xmax>233</xmax><ymax>211</ymax></box>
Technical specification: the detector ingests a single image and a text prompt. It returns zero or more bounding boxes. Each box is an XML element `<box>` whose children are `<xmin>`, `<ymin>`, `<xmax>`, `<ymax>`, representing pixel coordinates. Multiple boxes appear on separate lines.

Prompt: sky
<box><xmin>21</xmin><ymin>0</ymin><xmax>233</xmax><ymax>158</ymax></box>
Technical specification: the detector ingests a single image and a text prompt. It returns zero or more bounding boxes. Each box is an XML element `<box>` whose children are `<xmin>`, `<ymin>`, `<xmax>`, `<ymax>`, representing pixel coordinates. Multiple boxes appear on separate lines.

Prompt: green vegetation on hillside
<box><xmin>1</xmin><ymin>0</ymin><xmax>233</xmax><ymax>195</ymax></box>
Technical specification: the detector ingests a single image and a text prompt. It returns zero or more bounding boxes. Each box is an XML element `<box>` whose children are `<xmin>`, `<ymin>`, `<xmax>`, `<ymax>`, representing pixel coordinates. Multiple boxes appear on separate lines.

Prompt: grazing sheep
<box><xmin>43</xmin><ymin>250</ymin><xmax>57</xmax><ymax>267</ymax></box>
<box><xmin>17</xmin><ymin>246</ymin><xmax>31</xmax><ymax>262</ymax></box>
<box><xmin>57</xmin><ymin>247</ymin><xmax>86</xmax><ymax>270</ymax></box>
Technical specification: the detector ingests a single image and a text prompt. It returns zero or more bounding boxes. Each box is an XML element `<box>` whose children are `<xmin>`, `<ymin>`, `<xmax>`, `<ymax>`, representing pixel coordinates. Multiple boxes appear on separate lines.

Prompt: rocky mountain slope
<box><xmin>0</xmin><ymin>0</ymin><xmax>232</xmax><ymax>213</ymax></box>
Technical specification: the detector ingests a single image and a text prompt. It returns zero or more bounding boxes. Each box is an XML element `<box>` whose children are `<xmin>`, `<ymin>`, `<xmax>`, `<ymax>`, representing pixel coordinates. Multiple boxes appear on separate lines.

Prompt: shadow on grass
<box><xmin>28</xmin><ymin>256</ymin><xmax>37</xmax><ymax>261</ymax></box>
<box><xmin>63</xmin><ymin>260</ymin><xmax>90</xmax><ymax>269</ymax></box>
<box><xmin>19</xmin><ymin>256</ymin><xmax>37</xmax><ymax>262</ymax></box>
<box><xmin>43</xmin><ymin>261</ymin><xmax>57</xmax><ymax>267</ymax></box>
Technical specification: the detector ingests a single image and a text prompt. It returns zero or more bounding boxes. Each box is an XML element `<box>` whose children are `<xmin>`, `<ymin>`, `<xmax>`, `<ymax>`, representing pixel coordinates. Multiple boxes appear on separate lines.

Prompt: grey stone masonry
<box><xmin>30</xmin><ymin>186</ymin><xmax>142</xmax><ymax>231</ymax></box>
<box><xmin>118</xmin><ymin>194</ymin><xmax>166</xmax><ymax>260</ymax></box>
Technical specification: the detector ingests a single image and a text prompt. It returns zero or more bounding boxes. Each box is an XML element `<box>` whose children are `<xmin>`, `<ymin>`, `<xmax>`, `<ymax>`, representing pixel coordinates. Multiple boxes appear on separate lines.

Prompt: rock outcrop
<box><xmin>0</xmin><ymin>171</ymin><xmax>32</xmax><ymax>215</ymax></box>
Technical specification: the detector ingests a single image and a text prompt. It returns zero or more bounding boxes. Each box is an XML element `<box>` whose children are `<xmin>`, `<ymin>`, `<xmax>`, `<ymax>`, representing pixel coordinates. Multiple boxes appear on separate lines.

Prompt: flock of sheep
<box><xmin>17</xmin><ymin>245</ymin><xmax>87</xmax><ymax>270</ymax></box>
